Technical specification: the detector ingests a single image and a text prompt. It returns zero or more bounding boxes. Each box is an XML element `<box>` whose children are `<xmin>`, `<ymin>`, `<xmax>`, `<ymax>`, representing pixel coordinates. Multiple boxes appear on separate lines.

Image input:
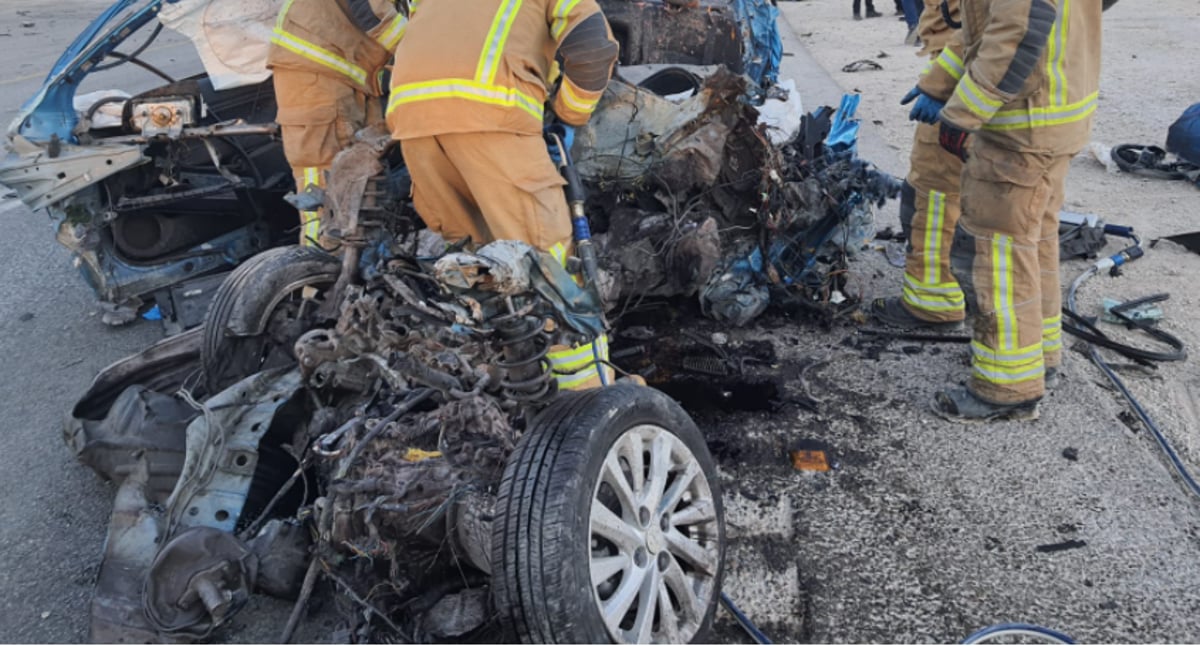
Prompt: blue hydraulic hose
<box><xmin>962</xmin><ymin>623</ymin><xmax>1075</xmax><ymax>644</ymax></box>
<box><xmin>720</xmin><ymin>592</ymin><xmax>771</xmax><ymax>644</ymax></box>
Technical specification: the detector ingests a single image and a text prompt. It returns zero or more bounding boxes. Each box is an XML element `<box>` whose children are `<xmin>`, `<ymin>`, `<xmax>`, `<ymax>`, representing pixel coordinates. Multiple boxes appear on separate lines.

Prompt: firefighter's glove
<box><xmin>900</xmin><ymin>87</ymin><xmax>945</xmax><ymax>124</ymax></box>
<box><xmin>938</xmin><ymin>120</ymin><xmax>970</xmax><ymax>161</ymax></box>
<box><xmin>545</xmin><ymin>123</ymin><xmax>575</xmax><ymax>165</ymax></box>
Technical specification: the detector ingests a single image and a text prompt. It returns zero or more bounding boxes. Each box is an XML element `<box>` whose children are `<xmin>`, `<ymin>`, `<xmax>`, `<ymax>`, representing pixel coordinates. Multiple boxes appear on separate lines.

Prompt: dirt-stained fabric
<box><xmin>951</xmin><ymin>140</ymin><xmax>1070</xmax><ymax>403</ymax></box>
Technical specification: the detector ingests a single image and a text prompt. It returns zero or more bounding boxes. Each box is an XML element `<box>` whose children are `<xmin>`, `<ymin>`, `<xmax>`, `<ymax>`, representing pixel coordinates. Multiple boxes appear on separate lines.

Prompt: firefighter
<box><xmin>871</xmin><ymin>0</ymin><xmax>966</xmax><ymax>331</ymax></box>
<box><xmin>267</xmin><ymin>0</ymin><xmax>406</xmax><ymax>246</ymax></box>
<box><xmin>386</xmin><ymin>0</ymin><xmax>619</xmax><ymax>390</ymax></box>
<box><xmin>920</xmin><ymin>0</ymin><xmax>1102</xmax><ymax>421</ymax></box>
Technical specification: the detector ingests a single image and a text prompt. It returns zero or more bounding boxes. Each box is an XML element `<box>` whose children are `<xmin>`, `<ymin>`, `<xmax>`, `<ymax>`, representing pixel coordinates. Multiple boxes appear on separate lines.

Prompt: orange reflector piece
<box><xmin>790</xmin><ymin>449</ymin><xmax>830</xmax><ymax>472</ymax></box>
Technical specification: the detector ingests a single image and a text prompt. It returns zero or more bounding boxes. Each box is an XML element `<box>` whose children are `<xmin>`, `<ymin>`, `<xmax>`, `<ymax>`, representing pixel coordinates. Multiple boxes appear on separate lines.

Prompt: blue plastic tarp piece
<box><xmin>734</xmin><ymin>0</ymin><xmax>783</xmax><ymax>87</ymax></box>
<box><xmin>825</xmin><ymin>94</ymin><xmax>861</xmax><ymax>154</ymax></box>
<box><xmin>142</xmin><ymin>304</ymin><xmax>163</xmax><ymax>321</ymax></box>
<box><xmin>1166</xmin><ymin>102</ymin><xmax>1200</xmax><ymax>169</ymax></box>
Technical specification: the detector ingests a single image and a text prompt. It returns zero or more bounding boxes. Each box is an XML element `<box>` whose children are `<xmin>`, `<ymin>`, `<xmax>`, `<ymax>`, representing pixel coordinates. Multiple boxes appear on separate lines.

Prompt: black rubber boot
<box><xmin>1045</xmin><ymin>367</ymin><xmax>1060</xmax><ymax>390</ymax></box>
<box><xmin>869</xmin><ymin>297</ymin><xmax>964</xmax><ymax>331</ymax></box>
<box><xmin>931</xmin><ymin>387</ymin><xmax>1040</xmax><ymax>423</ymax></box>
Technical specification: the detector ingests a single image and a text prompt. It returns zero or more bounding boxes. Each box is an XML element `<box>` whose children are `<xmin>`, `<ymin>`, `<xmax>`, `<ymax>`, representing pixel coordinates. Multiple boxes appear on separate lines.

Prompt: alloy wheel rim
<box><xmin>589</xmin><ymin>424</ymin><xmax>720</xmax><ymax>644</ymax></box>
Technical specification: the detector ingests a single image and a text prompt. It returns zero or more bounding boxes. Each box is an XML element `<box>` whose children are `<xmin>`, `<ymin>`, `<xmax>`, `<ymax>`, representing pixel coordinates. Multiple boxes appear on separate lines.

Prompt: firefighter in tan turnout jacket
<box><xmin>872</xmin><ymin>0</ymin><xmax>967</xmax><ymax>330</ymax></box>
<box><xmin>922</xmin><ymin>0</ymin><xmax>1102</xmax><ymax>420</ymax></box>
<box><xmin>387</xmin><ymin>0</ymin><xmax>619</xmax><ymax>391</ymax></box>
<box><xmin>268</xmin><ymin>0</ymin><xmax>406</xmax><ymax>246</ymax></box>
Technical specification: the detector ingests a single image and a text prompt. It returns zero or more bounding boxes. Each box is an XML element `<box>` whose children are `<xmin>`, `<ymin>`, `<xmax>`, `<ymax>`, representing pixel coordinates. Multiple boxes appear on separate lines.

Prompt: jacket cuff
<box><xmin>552</xmin><ymin>77</ymin><xmax>603</xmax><ymax>126</ymax></box>
<box><xmin>917</xmin><ymin>47</ymin><xmax>963</xmax><ymax>102</ymax></box>
<box><xmin>941</xmin><ymin>72</ymin><xmax>1005</xmax><ymax>131</ymax></box>
<box><xmin>370</xmin><ymin>13</ymin><xmax>408</xmax><ymax>50</ymax></box>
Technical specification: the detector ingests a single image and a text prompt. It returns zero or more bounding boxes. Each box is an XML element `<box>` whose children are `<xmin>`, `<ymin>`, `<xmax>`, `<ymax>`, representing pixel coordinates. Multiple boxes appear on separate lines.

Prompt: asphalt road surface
<box><xmin>0</xmin><ymin>2</ymin><xmax>246</xmax><ymax>641</ymax></box>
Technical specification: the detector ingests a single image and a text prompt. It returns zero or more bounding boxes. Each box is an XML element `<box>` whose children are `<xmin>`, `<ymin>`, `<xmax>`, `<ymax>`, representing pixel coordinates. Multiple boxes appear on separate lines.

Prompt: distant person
<box><xmin>854</xmin><ymin>0</ymin><xmax>883</xmax><ymax>19</ymax></box>
<box><xmin>900</xmin><ymin>0</ymin><xmax>923</xmax><ymax>44</ymax></box>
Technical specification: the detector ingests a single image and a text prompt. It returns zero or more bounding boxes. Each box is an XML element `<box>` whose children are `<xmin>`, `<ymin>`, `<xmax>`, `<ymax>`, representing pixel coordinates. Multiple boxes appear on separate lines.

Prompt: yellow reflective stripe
<box><xmin>549</xmin><ymin>335</ymin><xmax>609</xmax><ymax>372</ymax></box>
<box><xmin>982</xmin><ymin>92</ymin><xmax>1097</xmax><ymax>130</ymax></box>
<box><xmin>936</xmin><ymin>48</ymin><xmax>965</xmax><ymax>81</ymax></box>
<box><xmin>991</xmin><ymin>234</ymin><xmax>1016</xmax><ymax>351</ymax></box>
<box><xmin>956</xmin><ymin>74</ymin><xmax>1003</xmax><ymax>121</ymax></box>
<box><xmin>923</xmin><ymin>191</ymin><xmax>945</xmax><ymax>285</ymax></box>
<box><xmin>922</xmin><ymin>61</ymin><xmax>933</xmax><ymax>76</ymax></box>
<box><xmin>271</xmin><ymin>30</ymin><xmax>368</xmax><ymax>87</ymax></box>
<box><xmin>386</xmin><ymin>79</ymin><xmax>543</xmax><ymax>121</ymax></box>
<box><xmin>971</xmin><ymin>341</ymin><xmax>1045</xmax><ymax>383</ymax></box>
<box><xmin>556</xmin><ymin>365</ymin><xmax>598</xmax><ymax>389</ymax></box>
<box><xmin>560</xmin><ymin>80</ymin><xmax>598</xmax><ymax>114</ymax></box>
<box><xmin>375</xmin><ymin>14</ymin><xmax>409</xmax><ymax>50</ymax></box>
<box><xmin>476</xmin><ymin>0</ymin><xmax>523</xmax><ymax>84</ymax></box>
<box><xmin>302</xmin><ymin>167</ymin><xmax>322</xmax><ymax>188</ymax></box>
<box><xmin>973</xmin><ymin>364</ymin><xmax>1045</xmax><ymax>384</ymax></box>
<box><xmin>1046</xmin><ymin>0</ymin><xmax>1069</xmax><ymax>107</ymax></box>
<box><xmin>303</xmin><ymin>211</ymin><xmax>321</xmax><ymax>241</ymax></box>
<box><xmin>971</xmin><ymin>341</ymin><xmax>1044</xmax><ymax>364</ymax></box>
<box><xmin>548</xmin><ymin>242</ymin><xmax>568</xmax><ymax>268</ymax></box>
<box><xmin>551</xmin><ymin>0</ymin><xmax>583</xmax><ymax>40</ymax></box>
<box><xmin>902</xmin><ymin>275</ymin><xmax>965</xmax><ymax>312</ymax></box>
<box><xmin>1042</xmin><ymin>315</ymin><xmax>1062</xmax><ymax>350</ymax></box>
<box><xmin>275</xmin><ymin>0</ymin><xmax>297</xmax><ymax>30</ymax></box>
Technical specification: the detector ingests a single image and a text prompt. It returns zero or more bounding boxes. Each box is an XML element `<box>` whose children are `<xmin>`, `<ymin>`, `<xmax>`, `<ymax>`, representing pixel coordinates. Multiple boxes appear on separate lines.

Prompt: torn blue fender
<box><xmin>733</xmin><ymin>0</ymin><xmax>783</xmax><ymax>87</ymax></box>
<box><xmin>10</xmin><ymin>0</ymin><xmax>171</xmax><ymax>142</ymax></box>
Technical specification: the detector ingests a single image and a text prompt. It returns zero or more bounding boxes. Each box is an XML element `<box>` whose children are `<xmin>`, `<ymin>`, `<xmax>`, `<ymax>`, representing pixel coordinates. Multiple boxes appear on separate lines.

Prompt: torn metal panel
<box><xmin>164</xmin><ymin>367</ymin><xmax>303</xmax><ymax>535</ymax></box>
<box><xmin>0</xmin><ymin>137</ymin><xmax>148</xmax><ymax>211</ymax></box>
<box><xmin>67</xmin><ymin>385</ymin><xmax>196</xmax><ymax>503</ymax></box>
<box><xmin>574</xmin><ymin>66</ymin><xmax>752</xmax><ymax>188</ymax></box>
<box><xmin>89</xmin><ymin>459</ymin><xmax>165</xmax><ymax>643</ymax></box>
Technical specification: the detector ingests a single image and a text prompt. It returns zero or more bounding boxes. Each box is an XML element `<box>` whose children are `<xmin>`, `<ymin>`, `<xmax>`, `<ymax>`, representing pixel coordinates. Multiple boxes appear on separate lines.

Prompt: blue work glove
<box><xmin>900</xmin><ymin>86</ymin><xmax>946</xmax><ymax>124</ymax></box>
<box><xmin>545</xmin><ymin>123</ymin><xmax>575</xmax><ymax>165</ymax></box>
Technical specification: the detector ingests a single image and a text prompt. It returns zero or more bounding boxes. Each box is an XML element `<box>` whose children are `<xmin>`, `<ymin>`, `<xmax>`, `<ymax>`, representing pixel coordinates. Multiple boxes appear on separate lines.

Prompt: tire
<box><xmin>201</xmin><ymin>245</ymin><xmax>340</xmax><ymax>393</ymax></box>
<box><xmin>492</xmin><ymin>384</ymin><xmax>725</xmax><ymax>644</ymax></box>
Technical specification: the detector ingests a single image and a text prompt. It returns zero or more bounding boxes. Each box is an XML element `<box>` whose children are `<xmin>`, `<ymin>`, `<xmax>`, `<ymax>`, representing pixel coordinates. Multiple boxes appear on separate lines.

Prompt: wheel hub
<box><xmin>644</xmin><ymin>525</ymin><xmax>664</xmax><ymax>555</ymax></box>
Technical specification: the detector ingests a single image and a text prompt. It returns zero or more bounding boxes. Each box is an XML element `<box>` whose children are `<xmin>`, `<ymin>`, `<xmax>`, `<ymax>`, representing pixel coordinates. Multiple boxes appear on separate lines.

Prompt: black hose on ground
<box><xmin>1062</xmin><ymin>249</ymin><xmax>1200</xmax><ymax>500</ymax></box>
<box><xmin>721</xmin><ymin>592</ymin><xmax>772</xmax><ymax>644</ymax></box>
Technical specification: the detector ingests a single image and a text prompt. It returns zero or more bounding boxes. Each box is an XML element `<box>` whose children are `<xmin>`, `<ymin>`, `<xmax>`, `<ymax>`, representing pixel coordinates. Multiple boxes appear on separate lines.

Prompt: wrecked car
<box><xmin>46</xmin><ymin>0</ymin><xmax>905</xmax><ymax>644</ymax></box>
<box><xmin>62</xmin><ymin>84</ymin><xmax>899</xmax><ymax>643</ymax></box>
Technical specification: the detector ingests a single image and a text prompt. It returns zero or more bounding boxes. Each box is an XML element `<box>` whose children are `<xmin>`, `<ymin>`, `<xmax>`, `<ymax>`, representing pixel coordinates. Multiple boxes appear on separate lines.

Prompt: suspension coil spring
<box><xmin>494</xmin><ymin>314</ymin><xmax>555</xmax><ymax>403</ymax></box>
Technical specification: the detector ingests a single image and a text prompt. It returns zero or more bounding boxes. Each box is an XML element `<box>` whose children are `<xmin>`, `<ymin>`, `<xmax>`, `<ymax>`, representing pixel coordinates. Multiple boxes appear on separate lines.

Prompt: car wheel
<box><xmin>201</xmin><ymin>245</ymin><xmax>340</xmax><ymax>393</ymax></box>
<box><xmin>492</xmin><ymin>384</ymin><xmax>725</xmax><ymax>644</ymax></box>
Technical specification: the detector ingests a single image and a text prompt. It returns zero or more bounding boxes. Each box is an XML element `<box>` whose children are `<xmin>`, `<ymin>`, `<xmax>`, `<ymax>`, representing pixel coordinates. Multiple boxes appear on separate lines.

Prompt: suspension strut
<box><xmin>494</xmin><ymin>313</ymin><xmax>555</xmax><ymax>403</ymax></box>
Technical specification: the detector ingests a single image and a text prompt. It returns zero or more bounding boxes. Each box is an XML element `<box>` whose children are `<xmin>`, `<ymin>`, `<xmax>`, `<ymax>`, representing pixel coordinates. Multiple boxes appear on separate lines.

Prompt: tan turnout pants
<box><xmin>400</xmin><ymin>132</ymin><xmax>574</xmax><ymax>256</ymax></box>
<box><xmin>273</xmin><ymin>69</ymin><xmax>371</xmax><ymax>246</ymax></box>
<box><xmin>950</xmin><ymin>138</ymin><xmax>1070</xmax><ymax>404</ymax></box>
<box><xmin>402</xmin><ymin>132</ymin><xmax>613</xmax><ymax>389</ymax></box>
<box><xmin>901</xmin><ymin>121</ymin><xmax>966</xmax><ymax>323</ymax></box>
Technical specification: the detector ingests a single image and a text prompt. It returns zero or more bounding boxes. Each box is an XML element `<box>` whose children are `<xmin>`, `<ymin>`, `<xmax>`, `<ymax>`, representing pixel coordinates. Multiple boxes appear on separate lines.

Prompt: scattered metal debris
<box><xmin>841</xmin><ymin>59</ymin><xmax>884</xmax><ymax>73</ymax></box>
<box><xmin>1035</xmin><ymin>539</ymin><xmax>1089</xmax><ymax>554</ymax></box>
